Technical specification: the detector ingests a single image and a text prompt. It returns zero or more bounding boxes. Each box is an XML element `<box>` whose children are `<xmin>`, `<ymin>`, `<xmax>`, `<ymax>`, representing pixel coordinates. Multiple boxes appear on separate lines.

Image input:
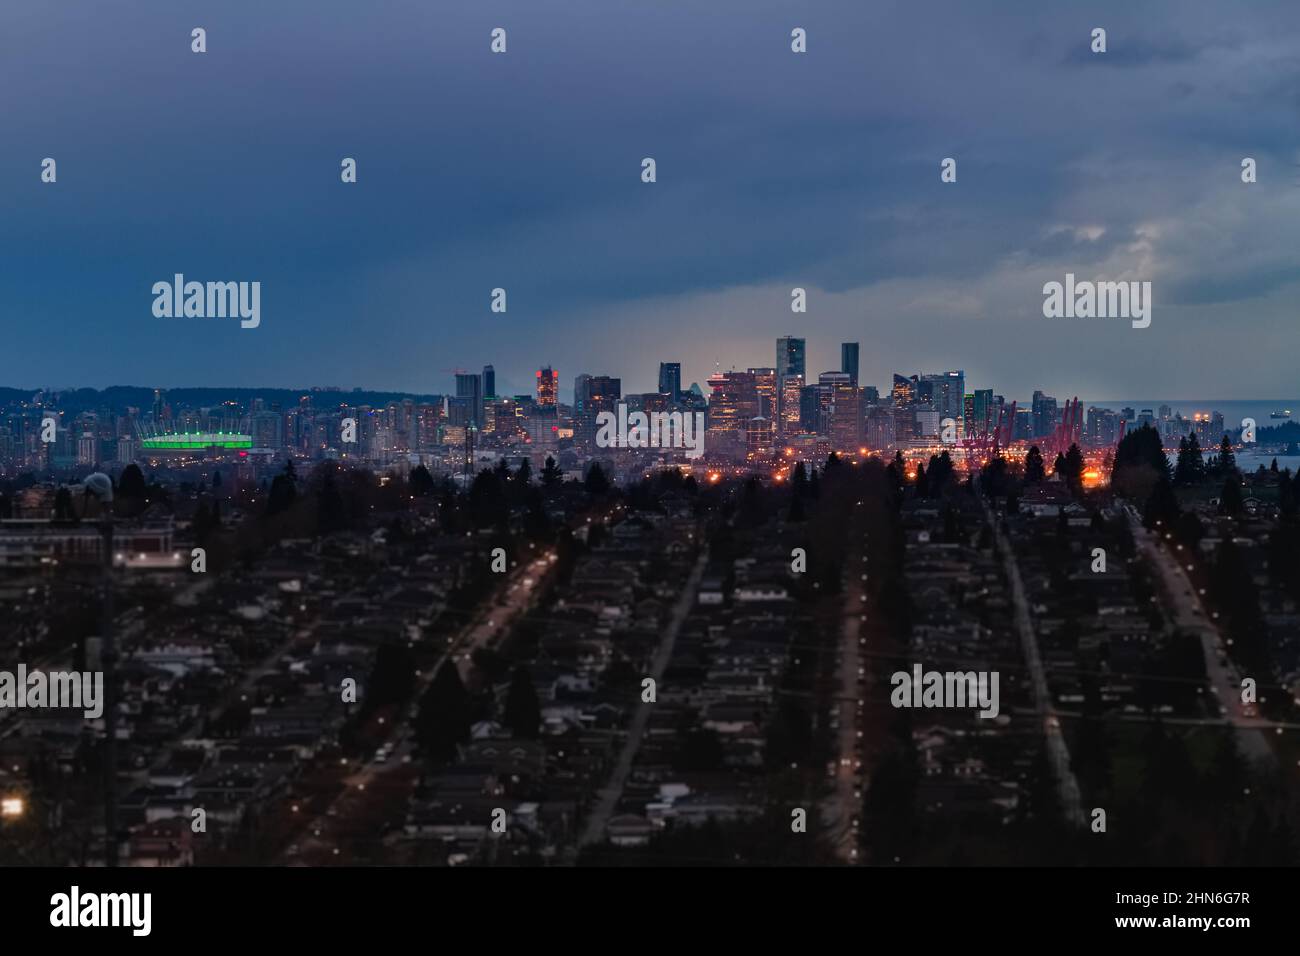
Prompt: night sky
<box><xmin>3</xmin><ymin>0</ymin><xmax>1298</xmax><ymax>402</ymax></box>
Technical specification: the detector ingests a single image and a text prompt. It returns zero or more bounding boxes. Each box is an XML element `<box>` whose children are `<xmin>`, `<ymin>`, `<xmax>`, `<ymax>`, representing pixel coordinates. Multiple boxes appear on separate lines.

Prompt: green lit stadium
<box><xmin>136</xmin><ymin>419</ymin><xmax>252</xmax><ymax>451</ymax></box>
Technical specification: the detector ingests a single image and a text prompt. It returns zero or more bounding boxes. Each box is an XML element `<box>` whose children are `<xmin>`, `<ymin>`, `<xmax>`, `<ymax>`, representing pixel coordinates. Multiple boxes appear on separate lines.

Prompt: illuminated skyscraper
<box><xmin>779</xmin><ymin>374</ymin><xmax>804</xmax><ymax>436</ymax></box>
<box><xmin>776</xmin><ymin>337</ymin><xmax>806</xmax><ymax>379</ymax></box>
<box><xmin>537</xmin><ymin>367</ymin><xmax>559</xmax><ymax>406</ymax></box>
<box><xmin>748</xmin><ymin>367</ymin><xmax>778</xmax><ymax>420</ymax></box>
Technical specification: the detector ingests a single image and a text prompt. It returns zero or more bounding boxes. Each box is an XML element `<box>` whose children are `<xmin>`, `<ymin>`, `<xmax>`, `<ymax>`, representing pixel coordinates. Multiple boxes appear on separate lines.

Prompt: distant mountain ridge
<box><xmin>0</xmin><ymin>386</ymin><xmax>447</xmax><ymax>414</ymax></box>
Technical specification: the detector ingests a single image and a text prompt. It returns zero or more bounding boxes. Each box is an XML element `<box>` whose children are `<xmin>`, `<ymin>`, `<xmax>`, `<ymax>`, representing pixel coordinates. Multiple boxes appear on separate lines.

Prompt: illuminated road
<box><xmin>820</xmin><ymin>532</ymin><xmax>866</xmax><ymax>863</ymax></box>
<box><xmin>284</xmin><ymin>549</ymin><xmax>557</xmax><ymax>863</ymax></box>
<box><xmin>1124</xmin><ymin>506</ymin><xmax>1274</xmax><ymax>766</ymax></box>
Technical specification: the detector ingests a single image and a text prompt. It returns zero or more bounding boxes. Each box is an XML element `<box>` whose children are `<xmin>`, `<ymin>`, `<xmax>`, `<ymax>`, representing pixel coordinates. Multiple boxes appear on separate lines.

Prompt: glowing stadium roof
<box><xmin>139</xmin><ymin>431</ymin><xmax>252</xmax><ymax>450</ymax></box>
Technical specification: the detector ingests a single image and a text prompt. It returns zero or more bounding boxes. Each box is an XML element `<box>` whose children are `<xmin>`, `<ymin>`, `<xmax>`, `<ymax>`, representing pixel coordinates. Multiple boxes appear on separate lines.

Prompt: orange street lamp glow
<box><xmin>1</xmin><ymin>796</ymin><xmax>24</xmax><ymax>818</ymax></box>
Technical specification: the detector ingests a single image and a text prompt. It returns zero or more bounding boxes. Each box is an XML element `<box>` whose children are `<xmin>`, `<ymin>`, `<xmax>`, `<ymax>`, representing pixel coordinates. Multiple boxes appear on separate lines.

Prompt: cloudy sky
<box><xmin>3</xmin><ymin>0</ymin><xmax>1298</xmax><ymax>403</ymax></box>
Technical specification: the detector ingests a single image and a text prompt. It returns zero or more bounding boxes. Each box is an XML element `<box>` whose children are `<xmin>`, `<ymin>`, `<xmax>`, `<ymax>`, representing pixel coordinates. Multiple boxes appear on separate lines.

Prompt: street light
<box><xmin>1</xmin><ymin>796</ymin><xmax>24</xmax><ymax>819</ymax></box>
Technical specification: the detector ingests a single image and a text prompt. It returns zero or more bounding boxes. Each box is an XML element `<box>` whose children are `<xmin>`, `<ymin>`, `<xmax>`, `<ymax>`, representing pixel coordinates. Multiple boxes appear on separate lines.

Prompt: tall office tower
<box><xmin>800</xmin><ymin>383</ymin><xmax>833</xmax><ymax>434</ymax></box>
<box><xmin>861</xmin><ymin>385</ymin><xmax>880</xmax><ymax>406</ymax></box>
<box><xmin>483</xmin><ymin>365</ymin><xmax>496</xmax><ymax>400</ymax></box>
<box><xmin>576</xmin><ymin>375</ymin><xmax>621</xmax><ymax>449</ymax></box>
<box><xmin>252</xmin><ymin>410</ymin><xmax>283</xmax><ymax>450</ymax></box>
<box><xmin>819</xmin><ymin>371</ymin><xmax>860</xmax><ymax>451</ymax></box>
<box><xmin>972</xmin><ymin>389</ymin><xmax>994</xmax><ymax>435</ymax></box>
<box><xmin>841</xmin><ymin>343</ymin><xmax>860</xmax><ymax>386</ymax></box>
<box><xmin>1209</xmin><ymin>411</ymin><xmax>1225</xmax><ymax>444</ymax></box>
<box><xmin>892</xmin><ymin>373</ymin><xmax>917</xmax><ymax>441</ymax></box>
<box><xmin>415</xmin><ymin>403</ymin><xmax>443</xmax><ymax>451</ymax></box>
<box><xmin>456</xmin><ymin>373</ymin><xmax>483</xmax><ymax>428</ymax></box>
<box><xmin>918</xmin><ymin>371</ymin><xmax>965</xmax><ymax>428</ymax></box>
<box><xmin>1086</xmin><ymin>406</ymin><xmax>1121</xmax><ymax>448</ymax></box>
<box><xmin>658</xmin><ymin>362</ymin><xmax>682</xmax><ymax>403</ymax></box>
<box><xmin>537</xmin><ymin>367</ymin><xmax>559</xmax><ymax>406</ymax></box>
<box><xmin>865</xmin><ymin>405</ymin><xmax>896</xmax><ymax>452</ymax></box>
<box><xmin>776</xmin><ymin>336</ymin><xmax>806</xmax><ymax>379</ymax></box>
<box><xmin>707</xmin><ymin>371</ymin><xmax>760</xmax><ymax>429</ymax></box>
<box><xmin>1031</xmin><ymin>390</ymin><xmax>1058</xmax><ymax>438</ymax></box>
<box><xmin>574</xmin><ymin>374</ymin><xmax>593</xmax><ymax>418</ymax></box>
<box><xmin>152</xmin><ymin>388</ymin><xmax>165</xmax><ymax>423</ymax></box>
<box><xmin>779</xmin><ymin>373</ymin><xmax>804</xmax><ymax>436</ymax></box>
<box><xmin>1014</xmin><ymin>408</ymin><xmax>1033</xmax><ymax>441</ymax></box>
<box><xmin>748</xmin><ymin>367</ymin><xmax>778</xmax><ymax>419</ymax></box>
<box><xmin>1158</xmin><ymin>404</ymin><xmax>1172</xmax><ymax>421</ymax></box>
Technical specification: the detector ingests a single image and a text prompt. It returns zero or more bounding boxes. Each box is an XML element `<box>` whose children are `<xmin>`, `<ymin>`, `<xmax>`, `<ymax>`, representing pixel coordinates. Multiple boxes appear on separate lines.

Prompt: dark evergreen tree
<box><xmin>316</xmin><ymin>467</ymin><xmax>346</xmax><ymax>534</ymax></box>
<box><xmin>1218</xmin><ymin>473</ymin><xmax>1243</xmax><ymax>516</ymax></box>
<box><xmin>1173</xmin><ymin>434</ymin><xmax>1206</xmax><ymax>486</ymax></box>
<box><xmin>1218</xmin><ymin>434</ymin><xmax>1236</xmax><ymax>475</ymax></box>
<box><xmin>409</xmin><ymin>464</ymin><xmax>436</xmax><ymax>497</ymax></box>
<box><xmin>502</xmin><ymin>666</ymin><xmax>542</xmax><ymax>739</ymax></box>
<box><xmin>266</xmin><ymin>460</ymin><xmax>298</xmax><ymax>516</ymax></box>
<box><xmin>363</xmin><ymin>643</ymin><xmax>417</xmax><ymax>716</ymax></box>
<box><xmin>584</xmin><ymin>462</ymin><xmax>610</xmax><ymax>496</ymax></box>
<box><xmin>791</xmin><ymin>461</ymin><xmax>809</xmax><ymax>497</ymax></box>
<box><xmin>541</xmin><ymin>456</ymin><xmax>562</xmax><ymax>487</ymax></box>
<box><xmin>1024</xmin><ymin>446</ymin><xmax>1046</xmax><ymax>484</ymax></box>
<box><xmin>1062</xmin><ymin>443</ymin><xmax>1085</xmax><ymax>493</ymax></box>
<box><xmin>415</xmin><ymin>662</ymin><xmax>471</xmax><ymax>763</ymax></box>
<box><xmin>1143</xmin><ymin>476</ymin><xmax>1181</xmax><ymax>529</ymax></box>
<box><xmin>118</xmin><ymin>464</ymin><xmax>147</xmax><ymax>501</ymax></box>
<box><xmin>1111</xmin><ymin>424</ymin><xmax>1168</xmax><ymax>500</ymax></box>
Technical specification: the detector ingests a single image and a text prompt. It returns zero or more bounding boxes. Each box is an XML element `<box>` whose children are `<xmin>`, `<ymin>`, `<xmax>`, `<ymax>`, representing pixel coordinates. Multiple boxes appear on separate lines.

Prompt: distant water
<box><xmin>1092</xmin><ymin>400</ymin><xmax>1300</xmax><ymax>432</ymax></box>
<box><xmin>1090</xmin><ymin>400</ymin><xmax>1300</xmax><ymax>473</ymax></box>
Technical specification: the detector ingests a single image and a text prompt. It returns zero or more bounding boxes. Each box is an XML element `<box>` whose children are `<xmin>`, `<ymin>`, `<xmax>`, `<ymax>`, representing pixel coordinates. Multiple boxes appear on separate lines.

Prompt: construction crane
<box><xmin>959</xmin><ymin>399</ymin><xmax>1017</xmax><ymax>464</ymax></box>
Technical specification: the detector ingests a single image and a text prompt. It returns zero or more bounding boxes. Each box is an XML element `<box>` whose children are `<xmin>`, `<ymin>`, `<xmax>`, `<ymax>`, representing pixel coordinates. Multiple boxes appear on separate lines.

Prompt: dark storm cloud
<box><xmin>1</xmin><ymin>0</ymin><xmax>1298</xmax><ymax>400</ymax></box>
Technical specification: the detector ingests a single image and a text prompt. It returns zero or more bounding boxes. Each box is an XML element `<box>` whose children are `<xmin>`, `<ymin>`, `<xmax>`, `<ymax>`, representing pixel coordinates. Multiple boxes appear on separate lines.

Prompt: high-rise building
<box><xmin>578</xmin><ymin>375</ymin><xmax>621</xmax><ymax>448</ymax></box>
<box><xmin>865</xmin><ymin>406</ymin><xmax>896</xmax><ymax>452</ymax></box>
<box><xmin>1086</xmin><ymin>406</ymin><xmax>1122</xmax><ymax>448</ymax></box>
<box><xmin>892</xmin><ymin>373</ymin><xmax>917</xmax><ymax>441</ymax></box>
<box><xmin>748</xmin><ymin>367</ymin><xmax>777</xmax><ymax>420</ymax></box>
<box><xmin>482</xmin><ymin>365</ymin><xmax>496</xmax><ymax>400</ymax></box>
<box><xmin>779</xmin><ymin>374</ymin><xmax>804</xmax><ymax>436</ymax></box>
<box><xmin>776</xmin><ymin>337</ymin><xmax>806</xmax><ymax>379</ymax></box>
<box><xmin>658</xmin><ymin>363</ymin><xmax>682</xmax><ymax>403</ymax></box>
<box><xmin>841</xmin><ymin>343</ymin><xmax>860</xmax><ymax>387</ymax></box>
<box><xmin>707</xmin><ymin>371</ymin><xmax>760</xmax><ymax>435</ymax></box>
<box><xmin>971</xmin><ymin>389</ymin><xmax>994</xmax><ymax>436</ymax></box>
<box><xmin>819</xmin><ymin>372</ymin><xmax>860</xmax><ymax>451</ymax></box>
<box><xmin>1031</xmin><ymin>390</ymin><xmax>1058</xmax><ymax>439</ymax></box>
<box><xmin>77</xmin><ymin>432</ymin><xmax>98</xmax><ymax>466</ymax></box>
<box><xmin>455</xmin><ymin>373</ymin><xmax>483</xmax><ymax>428</ymax></box>
<box><xmin>574</xmin><ymin>374</ymin><xmax>593</xmax><ymax>418</ymax></box>
<box><xmin>919</xmin><ymin>371</ymin><xmax>965</xmax><ymax>431</ymax></box>
<box><xmin>537</xmin><ymin>367</ymin><xmax>559</xmax><ymax>406</ymax></box>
